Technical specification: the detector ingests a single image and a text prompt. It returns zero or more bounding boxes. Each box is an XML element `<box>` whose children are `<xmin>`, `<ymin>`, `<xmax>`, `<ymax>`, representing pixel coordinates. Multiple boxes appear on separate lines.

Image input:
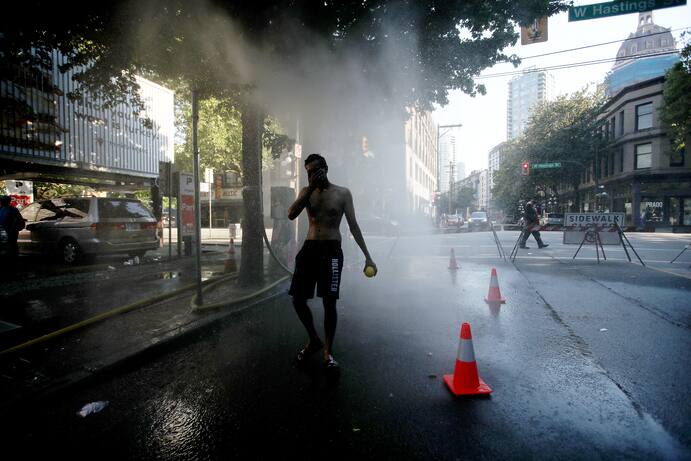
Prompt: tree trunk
<box><xmin>239</xmin><ymin>103</ymin><xmax>265</xmax><ymax>286</ymax></box>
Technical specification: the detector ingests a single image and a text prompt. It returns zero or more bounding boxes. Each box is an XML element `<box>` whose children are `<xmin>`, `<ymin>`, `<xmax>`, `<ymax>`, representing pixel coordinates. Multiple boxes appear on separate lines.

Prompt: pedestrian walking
<box><xmin>287</xmin><ymin>153</ymin><xmax>377</xmax><ymax>372</ymax></box>
<box><xmin>519</xmin><ymin>201</ymin><xmax>548</xmax><ymax>249</ymax></box>
<box><xmin>0</xmin><ymin>195</ymin><xmax>25</xmax><ymax>268</ymax></box>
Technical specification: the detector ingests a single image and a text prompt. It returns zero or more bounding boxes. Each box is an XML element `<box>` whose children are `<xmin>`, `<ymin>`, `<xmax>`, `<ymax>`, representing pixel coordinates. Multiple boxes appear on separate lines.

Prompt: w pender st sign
<box><xmin>569</xmin><ymin>0</ymin><xmax>686</xmax><ymax>21</ymax></box>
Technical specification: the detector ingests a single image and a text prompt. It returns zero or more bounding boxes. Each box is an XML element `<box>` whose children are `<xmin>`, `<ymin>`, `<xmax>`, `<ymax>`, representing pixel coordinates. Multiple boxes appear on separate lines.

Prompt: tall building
<box><xmin>404</xmin><ymin>107</ymin><xmax>438</xmax><ymax>217</ymax></box>
<box><xmin>506</xmin><ymin>69</ymin><xmax>555</xmax><ymax>140</ymax></box>
<box><xmin>487</xmin><ymin>141</ymin><xmax>511</xmax><ymax>210</ymax></box>
<box><xmin>455</xmin><ymin>161</ymin><xmax>466</xmax><ymax>182</ymax></box>
<box><xmin>438</xmin><ymin>132</ymin><xmax>462</xmax><ymax>193</ymax></box>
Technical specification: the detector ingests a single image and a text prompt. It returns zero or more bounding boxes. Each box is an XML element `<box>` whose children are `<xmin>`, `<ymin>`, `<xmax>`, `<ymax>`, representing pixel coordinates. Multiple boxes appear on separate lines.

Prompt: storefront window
<box><xmin>684</xmin><ymin>199</ymin><xmax>691</xmax><ymax>226</ymax></box>
<box><xmin>669</xmin><ymin>198</ymin><xmax>680</xmax><ymax>225</ymax></box>
<box><xmin>640</xmin><ymin>199</ymin><xmax>664</xmax><ymax>224</ymax></box>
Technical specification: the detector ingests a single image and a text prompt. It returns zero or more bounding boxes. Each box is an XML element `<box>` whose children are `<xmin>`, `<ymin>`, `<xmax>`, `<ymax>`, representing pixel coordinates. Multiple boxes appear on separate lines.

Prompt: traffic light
<box><xmin>521</xmin><ymin>161</ymin><xmax>530</xmax><ymax>176</ymax></box>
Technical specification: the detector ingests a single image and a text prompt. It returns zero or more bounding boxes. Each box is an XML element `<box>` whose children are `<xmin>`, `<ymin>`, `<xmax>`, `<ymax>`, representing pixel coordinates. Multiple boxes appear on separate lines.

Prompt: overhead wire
<box><xmin>503</xmin><ymin>26</ymin><xmax>691</xmax><ymax>62</ymax></box>
<box><xmin>475</xmin><ymin>25</ymin><xmax>690</xmax><ymax>79</ymax></box>
<box><xmin>477</xmin><ymin>49</ymin><xmax>682</xmax><ymax>79</ymax></box>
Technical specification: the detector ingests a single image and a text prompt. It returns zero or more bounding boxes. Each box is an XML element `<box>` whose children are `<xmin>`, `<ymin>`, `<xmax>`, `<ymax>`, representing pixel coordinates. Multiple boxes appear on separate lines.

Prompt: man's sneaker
<box><xmin>538</xmin><ymin>244</ymin><xmax>549</xmax><ymax>248</ymax></box>
<box><xmin>519</xmin><ymin>246</ymin><xmax>530</xmax><ymax>249</ymax></box>
<box><xmin>324</xmin><ymin>354</ymin><xmax>340</xmax><ymax>370</ymax></box>
<box><xmin>295</xmin><ymin>339</ymin><xmax>324</xmax><ymax>364</ymax></box>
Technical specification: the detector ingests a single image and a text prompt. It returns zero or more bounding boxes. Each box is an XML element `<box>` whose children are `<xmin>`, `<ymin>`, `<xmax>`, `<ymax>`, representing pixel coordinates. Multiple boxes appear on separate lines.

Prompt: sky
<box><xmin>432</xmin><ymin>1</ymin><xmax>691</xmax><ymax>176</ymax></box>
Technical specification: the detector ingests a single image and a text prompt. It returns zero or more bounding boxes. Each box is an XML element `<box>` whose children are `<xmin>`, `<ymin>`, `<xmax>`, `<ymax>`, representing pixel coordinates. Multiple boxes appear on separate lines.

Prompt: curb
<box><xmin>0</xmin><ymin>282</ymin><xmax>288</xmax><ymax>415</ymax></box>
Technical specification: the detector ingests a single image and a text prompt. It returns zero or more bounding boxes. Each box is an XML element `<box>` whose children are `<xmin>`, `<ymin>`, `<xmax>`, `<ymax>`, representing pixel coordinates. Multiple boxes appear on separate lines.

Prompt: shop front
<box><xmin>200</xmin><ymin>186</ymin><xmax>244</xmax><ymax>229</ymax></box>
<box><xmin>634</xmin><ymin>178</ymin><xmax>691</xmax><ymax>231</ymax></box>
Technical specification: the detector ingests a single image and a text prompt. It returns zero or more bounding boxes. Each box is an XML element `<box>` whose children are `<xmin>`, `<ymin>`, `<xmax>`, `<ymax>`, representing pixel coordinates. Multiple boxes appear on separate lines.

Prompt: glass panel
<box><xmin>636</xmin><ymin>103</ymin><xmax>653</xmax><ymax>130</ymax></box>
<box><xmin>19</xmin><ymin>202</ymin><xmax>41</xmax><ymax>222</ymax></box>
<box><xmin>640</xmin><ymin>198</ymin><xmax>664</xmax><ymax>224</ymax></box>
<box><xmin>670</xmin><ymin>148</ymin><xmax>685</xmax><ymax>167</ymax></box>
<box><xmin>635</xmin><ymin>143</ymin><xmax>652</xmax><ymax>169</ymax></box>
<box><xmin>98</xmin><ymin>199</ymin><xmax>154</xmax><ymax>219</ymax></box>
<box><xmin>669</xmin><ymin>198</ymin><xmax>680</xmax><ymax>226</ymax></box>
<box><xmin>58</xmin><ymin>198</ymin><xmax>90</xmax><ymax>221</ymax></box>
<box><xmin>684</xmin><ymin>199</ymin><xmax>691</xmax><ymax>226</ymax></box>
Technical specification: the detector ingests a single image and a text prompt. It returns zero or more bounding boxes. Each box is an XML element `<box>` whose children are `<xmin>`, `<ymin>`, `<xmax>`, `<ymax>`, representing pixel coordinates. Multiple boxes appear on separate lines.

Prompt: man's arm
<box><xmin>343</xmin><ymin>189</ymin><xmax>376</xmax><ymax>272</ymax></box>
<box><xmin>288</xmin><ymin>186</ymin><xmax>313</xmax><ymax>221</ymax></box>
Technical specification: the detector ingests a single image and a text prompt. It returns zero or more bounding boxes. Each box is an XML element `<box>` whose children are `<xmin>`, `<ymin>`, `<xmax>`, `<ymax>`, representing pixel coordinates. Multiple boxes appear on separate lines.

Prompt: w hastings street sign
<box><xmin>568</xmin><ymin>0</ymin><xmax>687</xmax><ymax>21</ymax></box>
<box><xmin>531</xmin><ymin>162</ymin><xmax>562</xmax><ymax>169</ymax></box>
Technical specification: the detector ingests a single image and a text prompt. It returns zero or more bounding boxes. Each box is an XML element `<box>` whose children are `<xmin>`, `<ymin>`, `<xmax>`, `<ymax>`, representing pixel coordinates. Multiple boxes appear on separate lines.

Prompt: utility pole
<box><xmin>447</xmin><ymin>161</ymin><xmax>456</xmax><ymax>214</ymax></box>
<box><xmin>436</xmin><ymin>123</ymin><xmax>462</xmax><ymax>218</ymax></box>
<box><xmin>191</xmin><ymin>89</ymin><xmax>203</xmax><ymax>305</ymax></box>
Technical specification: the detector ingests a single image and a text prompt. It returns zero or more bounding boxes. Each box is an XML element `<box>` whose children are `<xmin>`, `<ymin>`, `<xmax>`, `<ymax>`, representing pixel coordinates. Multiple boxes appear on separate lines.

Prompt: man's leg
<box><xmin>533</xmin><ymin>231</ymin><xmax>548</xmax><ymax>248</ymax></box>
<box><xmin>322</xmin><ymin>297</ymin><xmax>337</xmax><ymax>361</ymax></box>
<box><xmin>519</xmin><ymin>230</ymin><xmax>529</xmax><ymax>248</ymax></box>
<box><xmin>292</xmin><ymin>296</ymin><xmax>321</xmax><ymax>346</ymax></box>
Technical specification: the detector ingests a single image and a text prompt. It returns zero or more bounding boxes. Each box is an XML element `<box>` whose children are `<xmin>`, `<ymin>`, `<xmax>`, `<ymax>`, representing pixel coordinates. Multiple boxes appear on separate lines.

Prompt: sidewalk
<box><xmin>0</xmin><ymin>251</ymin><xmax>290</xmax><ymax>415</ymax></box>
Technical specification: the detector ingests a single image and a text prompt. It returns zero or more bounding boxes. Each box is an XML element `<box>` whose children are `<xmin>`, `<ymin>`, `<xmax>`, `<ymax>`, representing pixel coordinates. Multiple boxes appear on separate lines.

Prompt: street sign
<box><xmin>531</xmin><ymin>162</ymin><xmax>562</xmax><ymax>169</ymax></box>
<box><xmin>569</xmin><ymin>0</ymin><xmax>686</xmax><ymax>22</ymax></box>
<box><xmin>563</xmin><ymin>213</ymin><xmax>625</xmax><ymax>245</ymax></box>
<box><xmin>521</xmin><ymin>17</ymin><xmax>548</xmax><ymax>45</ymax></box>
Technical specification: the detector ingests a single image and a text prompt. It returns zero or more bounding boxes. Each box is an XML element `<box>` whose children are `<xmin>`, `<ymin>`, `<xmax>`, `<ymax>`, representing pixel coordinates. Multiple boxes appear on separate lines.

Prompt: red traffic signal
<box><xmin>521</xmin><ymin>161</ymin><xmax>530</xmax><ymax>176</ymax></box>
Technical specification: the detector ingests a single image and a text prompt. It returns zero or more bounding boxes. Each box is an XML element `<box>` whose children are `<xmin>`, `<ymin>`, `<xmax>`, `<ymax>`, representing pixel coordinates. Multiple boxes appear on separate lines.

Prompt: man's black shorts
<box><xmin>289</xmin><ymin>240</ymin><xmax>344</xmax><ymax>299</ymax></box>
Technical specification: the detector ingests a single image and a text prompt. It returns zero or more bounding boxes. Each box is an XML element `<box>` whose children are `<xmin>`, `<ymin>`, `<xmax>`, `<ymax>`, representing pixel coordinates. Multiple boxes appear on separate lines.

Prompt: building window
<box><xmin>635</xmin><ymin>143</ymin><xmax>652</xmax><ymax>169</ymax></box>
<box><xmin>619</xmin><ymin>110</ymin><xmax>625</xmax><ymax>135</ymax></box>
<box><xmin>670</xmin><ymin>147</ymin><xmax>685</xmax><ymax>167</ymax></box>
<box><xmin>630</xmin><ymin>45</ymin><xmax>637</xmax><ymax>53</ymax></box>
<box><xmin>636</xmin><ymin>102</ymin><xmax>653</xmax><ymax>130</ymax></box>
<box><xmin>661</xmin><ymin>38</ymin><xmax>668</xmax><ymax>47</ymax></box>
<box><xmin>610</xmin><ymin>116</ymin><xmax>616</xmax><ymax>138</ymax></box>
<box><xmin>645</xmin><ymin>40</ymin><xmax>653</xmax><ymax>49</ymax></box>
<box><xmin>608</xmin><ymin>151</ymin><xmax>614</xmax><ymax>176</ymax></box>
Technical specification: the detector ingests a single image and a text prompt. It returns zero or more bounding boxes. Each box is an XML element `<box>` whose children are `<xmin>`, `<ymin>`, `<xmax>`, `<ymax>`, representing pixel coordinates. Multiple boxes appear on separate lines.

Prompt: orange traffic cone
<box><xmin>224</xmin><ymin>241</ymin><xmax>237</xmax><ymax>273</ymax></box>
<box><xmin>444</xmin><ymin>322</ymin><xmax>492</xmax><ymax>396</ymax></box>
<box><xmin>448</xmin><ymin>248</ymin><xmax>459</xmax><ymax>270</ymax></box>
<box><xmin>484</xmin><ymin>267</ymin><xmax>506</xmax><ymax>305</ymax></box>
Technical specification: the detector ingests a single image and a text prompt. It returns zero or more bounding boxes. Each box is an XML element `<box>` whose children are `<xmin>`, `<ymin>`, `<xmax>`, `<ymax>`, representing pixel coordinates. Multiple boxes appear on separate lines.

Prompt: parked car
<box><xmin>468</xmin><ymin>211</ymin><xmax>490</xmax><ymax>231</ymax></box>
<box><xmin>540</xmin><ymin>213</ymin><xmax>564</xmax><ymax>227</ymax></box>
<box><xmin>445</xmin><ymin>214</ymin><xmax>464</xmax><ymax>231</ymax></box>
<box><xmin>18</xmin><ymin>197</ymin><xmax>159</xmax><ymax>264</ymax></box>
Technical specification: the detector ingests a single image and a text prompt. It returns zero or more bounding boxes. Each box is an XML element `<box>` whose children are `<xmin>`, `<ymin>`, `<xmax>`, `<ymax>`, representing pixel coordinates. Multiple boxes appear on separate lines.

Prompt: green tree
<box><xmin>661</xmin><ymin>37</ymin><xmax>691</xmax><ymax>152</ymax></box>
<box><xmin>492</xmin><ymin>88</ymin><xmax>606</xmax><ymax>213</ymax></box>
<box><xmin>1</xmin><ymin>1</ymin><xmax>568</xmax><ymax>112</ymax></box>
<box><xmin>455</xmin><ymin>185</ymin><xmax>477</xmax><ymax>213</ymax></box>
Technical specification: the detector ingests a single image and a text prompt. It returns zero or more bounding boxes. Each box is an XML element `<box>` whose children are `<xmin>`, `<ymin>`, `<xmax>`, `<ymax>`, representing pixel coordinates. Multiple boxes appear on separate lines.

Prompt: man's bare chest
<box><xmin>308</xmin><ymin>190</ymin><xmax>344</xmax><ymax>219</ymax></box>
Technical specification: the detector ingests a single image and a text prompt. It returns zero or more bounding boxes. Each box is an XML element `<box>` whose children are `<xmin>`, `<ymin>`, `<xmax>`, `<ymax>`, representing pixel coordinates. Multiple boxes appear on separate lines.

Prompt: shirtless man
<box><xmin>288</xmin><ymin>153</ymin><xmax>377</xmax><ymax>371</ymax></box>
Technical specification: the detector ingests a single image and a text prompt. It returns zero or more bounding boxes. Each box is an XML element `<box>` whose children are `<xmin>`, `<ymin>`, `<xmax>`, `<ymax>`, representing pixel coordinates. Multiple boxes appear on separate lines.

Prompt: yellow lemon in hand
<box><xmin>364</xmin><ymin>265</ymin><xmax>376</xmax><ymax>278</ymax></box>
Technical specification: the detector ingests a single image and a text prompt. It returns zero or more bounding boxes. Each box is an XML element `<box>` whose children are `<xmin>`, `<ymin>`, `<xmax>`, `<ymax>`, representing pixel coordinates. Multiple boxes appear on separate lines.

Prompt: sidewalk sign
<box><xmin>563</xmin><ymin>213</ymin><xmax>625</xmax><ymax>245</ymax></box>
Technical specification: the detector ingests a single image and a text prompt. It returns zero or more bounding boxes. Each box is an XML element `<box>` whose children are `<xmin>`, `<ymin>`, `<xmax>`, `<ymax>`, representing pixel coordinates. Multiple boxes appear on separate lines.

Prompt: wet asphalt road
<box><xmin>2</xmin><ymin>231</ymin><xmax>690</xmax><ymax>459</ymax></box>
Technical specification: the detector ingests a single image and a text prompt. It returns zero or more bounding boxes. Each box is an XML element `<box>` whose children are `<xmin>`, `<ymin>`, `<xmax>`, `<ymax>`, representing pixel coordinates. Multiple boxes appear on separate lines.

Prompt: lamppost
<box><xmin>436</xmin><ymin>123</ymin><xmax>462</xmax><ymax>222</ymax></box>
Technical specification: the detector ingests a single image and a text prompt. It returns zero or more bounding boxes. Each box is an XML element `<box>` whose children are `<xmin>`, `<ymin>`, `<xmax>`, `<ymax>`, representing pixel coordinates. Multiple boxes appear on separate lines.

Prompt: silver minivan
<box><xmin>18</xmin><ymin>197</ymin><xmax>159</xmax><ymax>264</ymax></box>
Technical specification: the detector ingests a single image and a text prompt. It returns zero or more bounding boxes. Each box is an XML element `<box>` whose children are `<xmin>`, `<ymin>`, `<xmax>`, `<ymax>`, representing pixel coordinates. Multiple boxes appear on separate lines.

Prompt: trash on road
<box><xmin>107</xmin><ymin>266</ymin><xmax>116</xmax><ymax>271</ymax></box>
<box><xmin>77</xmin><ymin>401</ymin><xmax>109</xmax><ymax>417</ymax></box>
<box><xmin>352</xmin><ymin>427</ymin><xmax>361</xmax><ymax>432</ymax></box>
<box><xmin>600</xmin><ymin>328</ymin><xmax>608</xmax><ymax>332</ymax></box>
